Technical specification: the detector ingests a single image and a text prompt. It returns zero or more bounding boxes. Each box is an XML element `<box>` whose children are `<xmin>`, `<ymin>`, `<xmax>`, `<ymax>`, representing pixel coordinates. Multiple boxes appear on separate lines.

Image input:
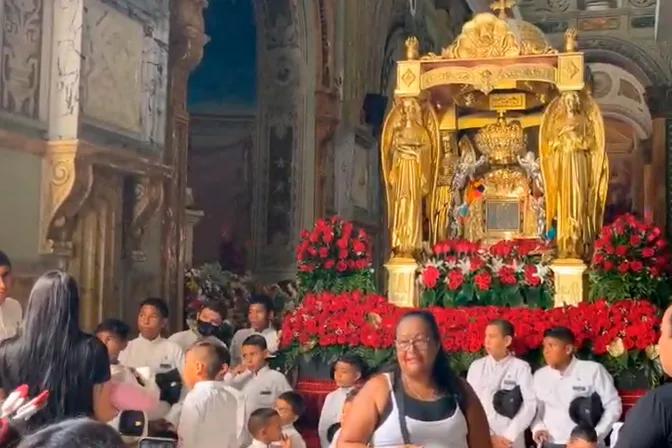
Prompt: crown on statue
<box><xmin>474</xmin><ymin>114</ymin><xmax>527</xmax><ymax>165</ymax></box>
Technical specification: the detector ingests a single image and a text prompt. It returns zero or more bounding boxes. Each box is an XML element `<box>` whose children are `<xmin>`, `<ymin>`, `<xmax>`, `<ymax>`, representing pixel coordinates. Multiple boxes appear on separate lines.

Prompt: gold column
<box><xmin>644</xmin><ymin>86</ymin><xmax>672</xmax><ymax>234</ymax></box>
<box><xmin>161</xmin><ymin>0</ymin><xmax>207</xmax><ymax>331</ymax></box>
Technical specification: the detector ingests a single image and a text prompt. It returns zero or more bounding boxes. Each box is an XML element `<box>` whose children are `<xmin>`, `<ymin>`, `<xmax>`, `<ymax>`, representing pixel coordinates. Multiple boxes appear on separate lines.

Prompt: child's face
<box><xmin>340</xmin><ymin>401</ymin><xmax>352</xmax><ymax>424</ymax></box>
<box><xmin>137</xmin><ymin>305</ymin><xmax>165</xmax><ymax>340</ymax></box>
<box><xmin>542</xmin><ymin>336</ymin><xmax>573</xmax><ymax>368</ymax></box>
<box><xmin>333</xmin><ymin>361</ymin><xmax>360</xmax><ymax>388</ymax></box>
<box><xmin>567</xmin><ymin>439</ymin><xmax>596</xmax><ymax>448</ymax></box>
<box><xmin>97</xmin><ymin>331</ymin><xmax>128</xmax><ymax>363</ymax></box>
<box><xmin>484</xmin><ymin>324</ymin><xmax>510</xmax><ymax>358</ymax></box>
<box><xmin>248</xmin><ymin>304</ymin><xmax>271</xmax><ymax>331</ymax></box>
<box><xmin>242</xmin><ymin>344</ymin><xmax>267</xmax><ymax>371</ymax></box>
<box><xmin>261</xmin><ymin>415</ymin><xmax>283</xmax><ymax>442</ymax></box>
<box><xmin>0</xmin><ymin>265</ymin><xmax>12</xmax><ymax>303</ymax></box>
<box><xmin>275</xmin><ymin>398</ymin><xmax>296</xmax><ymax>425</ymax></box>
<box><xmin>182</xmin><ymin>349</ymin><xmax>205</xmax><ymax>389</ymax></box>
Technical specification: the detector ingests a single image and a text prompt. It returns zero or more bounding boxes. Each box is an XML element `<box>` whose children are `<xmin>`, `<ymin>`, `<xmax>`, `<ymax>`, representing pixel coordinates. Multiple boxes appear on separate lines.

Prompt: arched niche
<box><xmin>589</xmin><ymin>62</ymin><xmax>653</xmax><ymax>224</ymax></box>
<box><xmin>251</xmin><ymin>0</ymin><xmax>317</xmax><ymax>278</ymax></box>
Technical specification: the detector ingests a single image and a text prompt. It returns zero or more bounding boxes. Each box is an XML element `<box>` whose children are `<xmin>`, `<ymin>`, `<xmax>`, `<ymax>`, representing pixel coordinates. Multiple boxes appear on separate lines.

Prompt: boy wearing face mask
<box><xmin>169</xmin><ymin>301</ymin><xmax>227</xmax><ymax>351</ymax></box>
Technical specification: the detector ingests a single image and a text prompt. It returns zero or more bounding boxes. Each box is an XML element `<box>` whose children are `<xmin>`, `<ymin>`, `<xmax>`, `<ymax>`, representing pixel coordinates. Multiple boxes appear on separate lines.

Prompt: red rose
<box><xmin>336</xmin><ymin>260</ymin><xmax>348</xmax><ymax>272</ymax></box>
<box><xmin>473</xmin><ymin>271</ymin><xmax>492</xmax><ymax>291</ymax></box>
<box><xmin>615</xmin><ymin>245</ymin><xmax>628</xmax><ymax>257</ymax></box>
<box><xmin>629</xmin><ymin>260</ymin><xmax>643</xmax><ymax>273</ymax></box>
<box><xmin>617</xmin><ymin>261</ymin><xmax>629</xmax><ymax>274</ymax></box>
<box><xmin>421</xmin><ymin>266</ymin><xmax>441</xmax><ymax>289</ymax></box>
<box><xmin>498</xmin><ymin>266</ymin><xmax>517</xmax><ymax>285</ymax></box>
<box><xmin>603</xmin><ymin>260</ymin><xmax>614</xmax><ymax>271</ymax></box>
<box><xmin>352</xmin><ymin>240</ymin><xmax>366</xmax><ymax>253</ymax></box>
<box><xmin>324</xmin><ymin>259</ymin><xmax>335</xmax><ymax>269</ymax></box>
<box><xmin>318</xmin><ymin>247</ymin><xmax>328</xmax><ymax>258</ymax></box>
<box><xmin>629</xmin><ymin>235</ymin><xmax>641</xmax><ymax>246</ymax></box>
<box><xmin>446</xmin><ymin>270</ymin><xmax>464</xmax><ymax>291</ymax></box>
<box><xmin>642</xmin><ymin>247</ymin><xmax>655</xmax><ymax>258</ymax></box>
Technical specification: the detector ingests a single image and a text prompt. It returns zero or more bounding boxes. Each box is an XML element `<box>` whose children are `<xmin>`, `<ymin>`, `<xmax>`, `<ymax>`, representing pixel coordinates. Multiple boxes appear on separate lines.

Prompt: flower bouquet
<box><xmin>296</xmin><ymin>216</ymin><xmax>375</xmax><ymax>296</ymax></box>
<box><xmin>280</xmin><ymin>290</ymin><xmax>663</xmax><ymax>385</ymax></box>
<box><xmin>589</xmin><ymin>214</ymin><xmax>671</xmax><ymax>307</ymax></box>
<box><xmin>419</xmin><ymin>238</ymin><xmax>554</xmax><ymax>308</ymax></box>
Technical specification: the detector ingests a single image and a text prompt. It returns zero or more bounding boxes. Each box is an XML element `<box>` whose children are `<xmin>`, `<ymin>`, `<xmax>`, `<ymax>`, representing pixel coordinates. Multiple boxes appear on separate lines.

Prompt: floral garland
<box><xmin>296</xmin><ymin>216</ymin><xmax>375</xmax><ymax>296</ymax></box>
<box><xmin>419</xmin><ymin>238</ymin><xmax>554</xmax><ymax>308</ymax></box>
<box><xmin>590</xmin><ymin>214</ymin><xmax>671</xmax><ymax>307</ymax></box>
<box><xmin>280</xmin><ymin>290</ymin><xmax>663</xmax><ymax>385</ymax></box>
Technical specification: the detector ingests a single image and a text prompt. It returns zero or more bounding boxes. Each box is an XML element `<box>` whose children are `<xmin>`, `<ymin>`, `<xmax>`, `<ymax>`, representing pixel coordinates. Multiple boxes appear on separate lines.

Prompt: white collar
<box><xmin>250</xmin><ymin>439</ymin><xmax>270</xmax><ymax>447</ymax></box>
<box><xmin>252</xmin><ymin>365</ymin><xmax>270</xmax><ymax>376</ymax></box>
<box><xmin>487</xmin><ymin>354</ymin><xmax>511</xmax><ymax>365</ymax></box>
<box><xmin>138</xmin><ymin>334</ymin><xmax>164</xmax><ymax>344</ymax></box>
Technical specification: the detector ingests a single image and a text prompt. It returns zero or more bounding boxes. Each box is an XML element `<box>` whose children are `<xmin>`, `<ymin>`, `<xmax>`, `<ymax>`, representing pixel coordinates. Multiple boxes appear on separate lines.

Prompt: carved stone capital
<box><xmin>40</xmin><ymin>140</ymin><xmax>94</xmax><ymax>258</ymax></box>
<box><xmin>170</xmin><ymin>0</ymin><xmax>208</xmax><ymax>73</ymax></box>
<box><xmin>315</xmin><ymin>87</ymin><xmax>340</xmax><ymax>144</ymax></box>
<box><xmin>127</xmin><ymin>177</ymin><xmax>164</xmax><ymax>262</ymax></box>
<box><xmin>645</xmin><ymin>85</ymin><xmax>672</xmax><ymax>118</ymax></box>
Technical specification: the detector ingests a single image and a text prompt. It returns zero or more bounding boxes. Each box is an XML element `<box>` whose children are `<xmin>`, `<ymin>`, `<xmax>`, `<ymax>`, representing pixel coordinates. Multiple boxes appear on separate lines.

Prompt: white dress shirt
<box><xmin>230</xmin><ymin>327</ymin><xmax>279</xmax><ymax>366</ymax></box>
<box><xmin>318</xmin><ymin>387</ymin><xmax>353</xmax><ymax>448</ymax></box>
<box><xmin>169</xmin><ymin>330</ymin><xmax>200</xmax><ymax>352</ymax></box>
<box><xmin>0</xmin><ymin>297</ymin><xmax>21</xmax><ymax>342</ymax></box>
<box><xmin>532</xmin><ymin>357</ymin><xmax>622</xmax><ymax>444</ymax></box>
<box><xmin>467</xmin><ymin>355</ymin><xmax>536</xmax><ymax>448</ymax></box>
<box><xmin>177</xmin><ymin>380</ymin><xmax>240</xmax><ymax>448</ymax></box>
<box><xmin>119</xmin><ymin>335</ymin><xmax>186</xmax><ymax>424</ymax></box>
<box><xmin>247</xmin><ymin>439</ymin><xmax>270</xmax><ymax>448</ymax></box>
<box><xmin>226</xmin><ymin>365</ymin><xmax>292</xmax><ymax>415</ymax></box>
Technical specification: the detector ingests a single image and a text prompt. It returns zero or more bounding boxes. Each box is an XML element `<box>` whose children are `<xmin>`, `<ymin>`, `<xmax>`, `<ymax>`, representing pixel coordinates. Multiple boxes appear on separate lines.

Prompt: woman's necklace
<box><xmin>402</xmin><ymin>376</ymin><xmax>442</xmax><ymax>401</ymax></box>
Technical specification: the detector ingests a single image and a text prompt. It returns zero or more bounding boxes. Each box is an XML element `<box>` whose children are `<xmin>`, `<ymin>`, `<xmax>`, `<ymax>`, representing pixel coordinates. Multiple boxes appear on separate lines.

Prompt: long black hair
<box><xmin>0</xmin><ymin>271</ymin><xmax>104</xmax><ymax>428</ymax></box>
<box><xmin>392</xmin><ymin>310</ymin><xmax>463</xmax><ymax>403</ymax></box>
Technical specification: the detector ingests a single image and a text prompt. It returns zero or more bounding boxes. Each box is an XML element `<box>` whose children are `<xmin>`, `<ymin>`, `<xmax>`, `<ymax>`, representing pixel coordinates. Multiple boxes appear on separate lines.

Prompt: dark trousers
<box><xmin>542</xmin><ymin>443</ymin><xmax>566</xmax><ymax>448</ymax></box>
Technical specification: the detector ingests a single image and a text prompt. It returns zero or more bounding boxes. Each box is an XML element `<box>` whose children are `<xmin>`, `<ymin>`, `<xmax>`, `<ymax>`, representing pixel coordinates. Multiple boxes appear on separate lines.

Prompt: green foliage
<box><xmin>297</xmin><ymin>268</ymin><xmax>376</xmax><ymax>299</ymax></box>
<box><xmin>420</xmin><ymin>280</ymin><xmax>553</xmax><ymax>309</ymax></box>
<box><xmin>589</xmin><ymin>269</ymin><xmax>671</xmax><ymax>308</ymax></box>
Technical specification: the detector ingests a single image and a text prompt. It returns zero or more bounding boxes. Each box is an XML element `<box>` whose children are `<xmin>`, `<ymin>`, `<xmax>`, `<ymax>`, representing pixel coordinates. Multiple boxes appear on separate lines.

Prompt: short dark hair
<box><xmin>330</xmin><ymin>353</ymin><xmax>366</xmax><ymax>380</ymax></box>
<box><xmin>18</xmin><ymin>418</ymin><xmax>124</xmax><ymax>447</ymax></box>
<box><xmin>345</xmin><ymin>387</ymin><xmax>360</xmax><ymax>403</ymax></box>
<box><xmin>200</xmin><ymin>300</ymin><xmax>226</xmax><ymax>319</ymax></box>
<box><xmin>570</xmin><ymin>424</ymin><xmax>597</xmax><ymax>443</ymax></box>
<box><xmin>0</xmin><ymin>250</ymin><xmax>11</xmax><ymax>269</ymax></box>
<box><xmin>190</xmin><ymin>339</ymin><xmax>231</xmax><ymax>379</ymax></box>
<box><xmin>278</xmin><ymin>391</ymin><xmax>305</xmax><ymax>417</ymax></box>
<box><xmin>139</xmin><ymin>297</ymin><xmax>169</xmax><ymax>319</ymax></box>
<box><xmin>242</xmin><ymin>334</ymin><xmax>267</xmax><ymax>350</ymax></box>
<box><xmin>95</xmin><ymin>318</ymin><xmax>131</xmax><ymax>340</ymax></box>
<box><xmin>247</xmin><ymin>408</ymin><xmax>279</xmax><ymax>436</ymax></box>
<box><xmin>488</xmin><ymin>318</ymin><xmax>515</xmax><ymax>338</ymax></box>
<box><xmin>326</xmin><ymin>423</ymin><xmax>341</xmax><ymax>443</ymax></box>
<box><xmin>543</xmin><ymin>326</ymin><xmax>576</xmax><ymax>345</ymax></box>
<box><xmin>248</xmin><ymin>294</ymin><xmax>274</xmax><ymax>314</ymax></box>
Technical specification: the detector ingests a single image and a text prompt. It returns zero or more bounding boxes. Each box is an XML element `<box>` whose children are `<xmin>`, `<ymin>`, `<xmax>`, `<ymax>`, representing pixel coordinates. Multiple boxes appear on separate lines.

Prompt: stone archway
<box><xmin>251</xmin><ymin>0</ymin><xmax>317</xmax><ymax>280</ymax></box>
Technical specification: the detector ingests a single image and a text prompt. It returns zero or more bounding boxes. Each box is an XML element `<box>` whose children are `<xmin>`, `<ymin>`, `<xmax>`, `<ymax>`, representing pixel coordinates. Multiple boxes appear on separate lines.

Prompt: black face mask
<box><xmin>197</xmin><ymin>320</ymin><xmax>217</xmax><ymax>337</ymax></box>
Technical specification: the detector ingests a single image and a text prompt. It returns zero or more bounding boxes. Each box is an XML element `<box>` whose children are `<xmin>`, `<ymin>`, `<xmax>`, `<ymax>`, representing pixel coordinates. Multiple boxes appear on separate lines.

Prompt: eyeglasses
<box><xmin>394</xmin><ymin>336</ymin><xmax>431</xmax><ymax>351</ymax></box>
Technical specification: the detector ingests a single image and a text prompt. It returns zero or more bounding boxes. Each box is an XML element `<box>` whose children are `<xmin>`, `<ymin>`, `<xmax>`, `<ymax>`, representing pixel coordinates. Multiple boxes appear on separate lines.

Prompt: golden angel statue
<box><xmin>429</xmin><ymin>133</ymin><xmax>458</xmax><ymax>243</ymax></box>
<box><xmin>381</xmin><ymin>98</ymin><xmax>438</xmax><ymax>258</ymax></box>
<box><xmin>539</xmin><ymin>91</ymin><xmax>608</xmax><ymax>260</ymax></box>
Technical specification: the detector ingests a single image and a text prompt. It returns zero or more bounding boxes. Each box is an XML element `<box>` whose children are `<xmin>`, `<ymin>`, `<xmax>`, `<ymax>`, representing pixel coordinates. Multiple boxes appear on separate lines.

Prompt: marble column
<box><xmin>161</xmin><ymin>0</ymin><xmax>207</xmax><ymax>331</ymax></box>
<box><xmin>644</xmin><ymin>85</ymin><xmax>672</xmax><ymax>237</ymax></box>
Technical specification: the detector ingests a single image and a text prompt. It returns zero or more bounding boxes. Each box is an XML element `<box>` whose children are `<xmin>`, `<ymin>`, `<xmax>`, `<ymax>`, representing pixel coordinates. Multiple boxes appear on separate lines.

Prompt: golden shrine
<box><xmin>381</xmin><ymin>1</ymin><xmax>608</xmax><ymax>308</ymax></box>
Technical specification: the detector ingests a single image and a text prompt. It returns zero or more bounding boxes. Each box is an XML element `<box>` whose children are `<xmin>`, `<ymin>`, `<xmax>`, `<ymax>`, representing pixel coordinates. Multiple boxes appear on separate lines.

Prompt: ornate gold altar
<box><xmin>381</xmin><ymin>1</ymin><xmax>608</xmax><ymax>308</ymax></box>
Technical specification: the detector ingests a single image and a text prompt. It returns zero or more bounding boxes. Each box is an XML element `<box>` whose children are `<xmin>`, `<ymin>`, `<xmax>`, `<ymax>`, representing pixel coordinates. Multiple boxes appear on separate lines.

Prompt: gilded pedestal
<box><xmin>551</xmin><ymin>258</ymin><xmax>587</xmax><ymax>307</ymax></box>
<box><xmin>385</xmin><ymin>257</ymin><xmax>419</xmax><ymax>307</ymax></box>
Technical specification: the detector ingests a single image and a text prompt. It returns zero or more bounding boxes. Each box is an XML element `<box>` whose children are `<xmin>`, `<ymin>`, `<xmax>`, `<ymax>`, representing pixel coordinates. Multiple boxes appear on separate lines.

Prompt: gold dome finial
<box><xmin>474</xmin><ymin>112</ymin><xmax>527</xmax><ymax>165</ymax></box>
<box><xmin>405</xmin><ymin>37</ymin><xmax>419</xmax><ymax>60</ymax></box>
<box><xmin>490</xmin><ymin>0</ymin><xmax>516</xmax><ymax>19</ymax></box>
<box><xmin>564</xmin><ymin>28</ymin><xmax>578</xmax><ymax>52</ymax></box>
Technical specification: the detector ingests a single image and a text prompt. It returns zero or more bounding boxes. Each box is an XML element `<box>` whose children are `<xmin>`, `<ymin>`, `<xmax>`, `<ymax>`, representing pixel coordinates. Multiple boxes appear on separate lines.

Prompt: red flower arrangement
<box><xmin>419</xmin><ymin>238</ymin><xmax>554</xmax><ymax>308</ymax></box>
<box><xmin>280</xmin><ymin>290</ymin><xmax>662</xmax><ymax>384</ymax></box>
<box><xmin>590</xmin><ymin>214</ymin><xmax>671</xmax><ymax>306</ymax></box>
<box><xmin>296</xmin><ymin>216</ymin><xmax>374</xmax><ymax>295</ymax></box>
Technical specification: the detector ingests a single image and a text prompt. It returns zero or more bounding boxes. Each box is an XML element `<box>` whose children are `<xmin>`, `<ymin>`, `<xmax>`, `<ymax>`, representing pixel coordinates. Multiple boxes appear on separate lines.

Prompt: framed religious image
<box><xmin>483</xmin><ymin>199</ymin><xmax>523</xmax><ymax>238</ymax></box>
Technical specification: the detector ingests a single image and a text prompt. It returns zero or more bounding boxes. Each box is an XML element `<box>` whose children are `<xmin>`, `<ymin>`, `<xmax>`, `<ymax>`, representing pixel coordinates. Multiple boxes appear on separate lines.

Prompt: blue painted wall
<box><xmin>188</xmin><ymin>0</ymin><xmax>257</xmax><ymax>107</ymax></box>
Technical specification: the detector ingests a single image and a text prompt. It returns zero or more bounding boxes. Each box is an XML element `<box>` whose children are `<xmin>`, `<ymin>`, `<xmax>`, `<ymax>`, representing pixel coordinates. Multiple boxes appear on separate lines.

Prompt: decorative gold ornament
<box><xmin>381</xmin><ymin>98</ymin><xmax>438</xmax><ymax>258</ymax></box>
<box><xmin>429</xmin><ymin>132</ymin><xmax>457</xmax><ymax>243</ymax></box>
<box><xmin>552</xmin><ymin>258</ymin><xmax>588</xmax><ymax>307</ymax></box>
<box><xmin>490</xmin><ymin>0</ymin><xmax>515</xmax><ymax>19</ymax></box>
<box><xmin>564</xmin><ymin>28</ymin><xmax>578</xmax><ymax>53</ymax></box>
<box><xmin>540</xmin><ymin>91</ymin><xmax>608</xmax><ymax>260</ymax></box>
<box><xmin>474</xmin><ymin>113</ymin><xmax>527</xmax><ymax>165</ymax></box>
<box><xmin>405</xmin><ymin>37</ymin><xmax>420</xmax><ymax>60</ymax></box>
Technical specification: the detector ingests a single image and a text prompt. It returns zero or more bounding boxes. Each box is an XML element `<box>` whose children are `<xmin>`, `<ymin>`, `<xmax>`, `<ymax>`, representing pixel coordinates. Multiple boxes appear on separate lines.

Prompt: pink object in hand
<box><xmin>110</xmin><ymin>381</ymin><xmax>160</xmax><ymax>412</ymax></box>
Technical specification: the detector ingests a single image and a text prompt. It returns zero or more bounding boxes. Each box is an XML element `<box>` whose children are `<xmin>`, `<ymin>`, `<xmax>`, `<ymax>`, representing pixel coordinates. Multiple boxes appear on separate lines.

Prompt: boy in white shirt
<box><xmin>0</xmin><ymin>251</ymin><xmax>22</xmax><ymax>342</ymax></box>
<box><xmin>119</xmin><ymin>298</ymin><xmax>186</xmax><ymax>428</ymax></box>
<box><xmin>532</xmin><ymin>326</ymin><xmax>621</xmax><ymax>448</ymax></box>
<box><xmin>275</xmin><ymin>391</ymin><xmax>306</xmax><ymax>448</ymax></box>
<box><xmin>247</xmin><ymin>408</ymin><xmax>291</xmax><ymax>448</ymax></box>
<box><xmin>178</xmin><ymin>340</ymin><xmax>241</xmax><ymax>448</ymax></box>
<box><xmin>169</xmin><ymin>301</ymin><xmax>228</xmax><ymax>351</ymax></box>
<box><xmin>226</xmin><ymin>334</ymin><xmax>292</xmax><ymax>415</ymax></box>
<box><xmin>467</xmin><ymin>318</ymin><xmax>536</xmax><ymax>448</ymax></box>
<box><xmin>230</xmin><ymin>295</ymin><xmax>279</xmax><ymax>366</ymax></box>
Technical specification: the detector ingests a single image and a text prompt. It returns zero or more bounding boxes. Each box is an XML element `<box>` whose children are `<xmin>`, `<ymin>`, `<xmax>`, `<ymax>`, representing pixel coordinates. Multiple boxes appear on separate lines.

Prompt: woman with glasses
<box><xmin>336</xmin><ymin>310</ymin><xmax>492</xmax><ymax>448</ymax></box>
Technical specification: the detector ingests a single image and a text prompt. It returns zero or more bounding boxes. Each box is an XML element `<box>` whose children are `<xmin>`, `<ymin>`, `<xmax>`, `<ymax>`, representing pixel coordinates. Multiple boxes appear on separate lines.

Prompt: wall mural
<box><xmin>188</xmin><ymin>0</ymin><xmax>257</xmax><ymax>107</ymax></box>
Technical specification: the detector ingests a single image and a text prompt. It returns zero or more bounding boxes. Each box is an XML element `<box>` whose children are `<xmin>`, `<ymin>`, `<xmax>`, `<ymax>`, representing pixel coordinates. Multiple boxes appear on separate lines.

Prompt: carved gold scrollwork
<box><xmin>128</xmin><ymin>177</ymin><xmax>164</xmax><ymax>262</ymax></box>
<box><xmin>40</xmin><ymin>140</ymin><xmax>94</xmax><ymax>259</ymax></box>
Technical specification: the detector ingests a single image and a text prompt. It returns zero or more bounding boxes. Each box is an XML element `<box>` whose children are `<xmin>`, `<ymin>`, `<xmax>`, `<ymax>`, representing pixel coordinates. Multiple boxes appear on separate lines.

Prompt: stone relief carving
<box><xmin>127</xmin><ymin>177</ymin><xmax>164</xmax><ymax>261</ymax></box>
<box><xmin>81</xmin><ymin>0</ymin><xmax>144</xmax><ymax>132</ymax></box>
<box><xmin>1</xmin><ymin>0</ymin><xmax>43</xmax><ymax>118</ymax></box>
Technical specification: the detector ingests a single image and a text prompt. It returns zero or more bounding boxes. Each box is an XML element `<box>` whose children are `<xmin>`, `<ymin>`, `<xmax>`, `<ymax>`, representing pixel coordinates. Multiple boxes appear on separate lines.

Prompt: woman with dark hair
<box><xmin>17</xmin><ymin>418</ymin><xmax>125</xmax><ymax>448</ymax></box>
<box><xmin>0</xmin><ymin>271</ymin><xmax>117</xmax><ymax>429</ymax></box>
<box><xmin>337</xmin><ymin>310</ymin><xmax>492</xmax><ymax>448</ymax></box>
